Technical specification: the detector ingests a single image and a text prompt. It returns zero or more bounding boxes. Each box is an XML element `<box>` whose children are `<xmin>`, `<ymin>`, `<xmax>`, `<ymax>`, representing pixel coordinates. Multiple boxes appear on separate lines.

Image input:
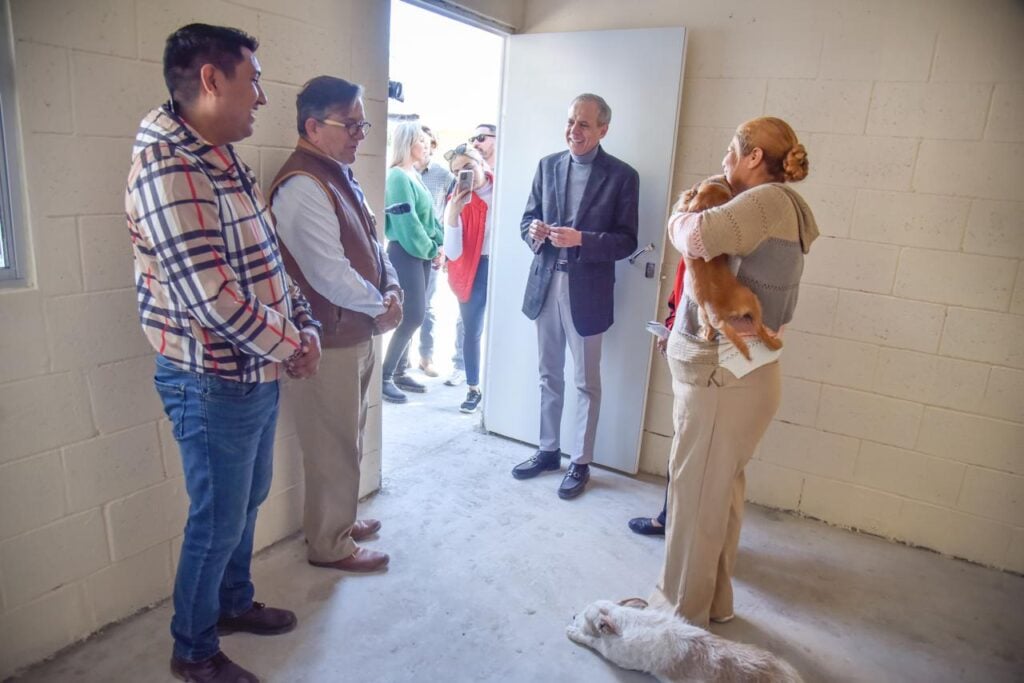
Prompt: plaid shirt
<box><xmin>126</xmin><ymin>105</ymin><xmax>318</xmax><ymax>383</ymax></box>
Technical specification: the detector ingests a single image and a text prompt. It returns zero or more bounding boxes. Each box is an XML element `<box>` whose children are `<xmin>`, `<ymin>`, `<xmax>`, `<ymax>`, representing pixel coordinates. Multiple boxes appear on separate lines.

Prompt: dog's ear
<box><xmin>597</xmin><ymin>613</ymin><xmax>620</xmax><ymax>636</ymax></box>
<box><xmin>617</xmin><ymin>597</ymin><xmax>648</xmax><ymax>610</ymax></box>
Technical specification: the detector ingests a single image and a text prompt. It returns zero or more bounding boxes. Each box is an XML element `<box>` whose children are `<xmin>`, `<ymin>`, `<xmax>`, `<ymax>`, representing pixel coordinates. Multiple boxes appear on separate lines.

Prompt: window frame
<box><xmin>0</xmin><ymin>1</ymin><xmax>27</xmax><ymax>286</ymax></box>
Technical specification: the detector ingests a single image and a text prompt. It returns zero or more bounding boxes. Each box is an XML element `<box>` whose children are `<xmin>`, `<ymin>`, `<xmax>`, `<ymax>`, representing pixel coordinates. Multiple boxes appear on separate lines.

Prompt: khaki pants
<box><xmin>292</xmin><ymin>341</ymin><xmax>374</xmax><ymax>563</ymax></box>
<box><xmin>650</xmin><ymin>360</ymin><xmax>781</xmax><ymax>627</ymax></box>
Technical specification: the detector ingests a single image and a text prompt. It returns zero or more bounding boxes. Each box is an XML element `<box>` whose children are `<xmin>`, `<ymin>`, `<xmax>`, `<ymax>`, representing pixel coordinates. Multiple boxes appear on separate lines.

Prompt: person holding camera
<box><xmin>441</xmin><ymin>145</ymin><xmax>494</xmax><ymax>413</ymax></box>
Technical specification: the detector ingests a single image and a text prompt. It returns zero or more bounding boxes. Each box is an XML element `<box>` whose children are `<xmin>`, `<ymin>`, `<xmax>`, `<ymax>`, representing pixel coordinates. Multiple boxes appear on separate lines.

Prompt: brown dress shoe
<box><xmin>217</xmin><ymin>601</ymin><xmax>297</xmax><ymax>636</ymax></box>
<box><xmin>170</xmin><ymin>651</ymin><xmax>259</xmax><ymax>682</ymax></box>
<box><xmin>309</xmin><ymin>546</ymin><xmax>389</xmax><ymax>572</ymax></box>
<box><xmin>350</xmin><ymin>518</ymin><xmax>382</xmax><ymax>541</ymax></box>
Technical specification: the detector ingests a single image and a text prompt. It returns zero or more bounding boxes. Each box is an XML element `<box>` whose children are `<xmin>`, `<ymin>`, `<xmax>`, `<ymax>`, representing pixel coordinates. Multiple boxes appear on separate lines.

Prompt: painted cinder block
<box><xmin>853</xmin><ymin>441</ymin><xmax>965</xmax><ymax>507</ymax></box>
<box><xmin>939</xmin><ymin>308</ymin><xmax>1024</xmax><ymax>369</ymax></box>
<box><xmin>893</xmin><ymin>248</ymin><xmax>1017</xmax><ymax>312</ymax></box>
<box><xmin>63</xmin><ymin>424</ymin><xmax>164</xmax><ymax>513</ymax></box>
<box><xmin>776</xmin><ymin>376</ymin><xmax>821</xmax><ymax>427</ymax></box>
<box><xmin>46</xmin><ymin>290</ymin><xmax>152</xmax><ymax>372</ymax></box>
<box><xmin>0</xmin><ymin>584</ymin><xmax>93</xmax><ymax>681</ymax></box>
<box><xmin>30</xmin><ymin>216</ymin><xmax>83</xmax><ymax>296</ymax></box>
<box><xmin>686</xmin><ymin>22</ymin><xmax>821</xmax><ymax>80</ymax></box>
<box><xmin>956</xmin><ymin>467</ymin><xmax>1024</xmax><ymax>527</ymax></box>
<box><xmin>11</xmin><ymin>0</ymin><xmax>136</xmax><ymax>58</ymax></box>
<box><xmin>807</xmin><ymin>133</ymin><xmax>917</xmax><ymax>191</ymax></box>
<box><xmin>914</xmin><ymin>140</ymin><xmax>1021</xmax><ymax>201</ymax></box>
<box><xmin>639</xmin><ymin>430</ymin><xmax>671</xmax><ymax>478</ymax></box>
<box><xmin>818</xmin><ymin>21</ymin><xmax>935</xmax><ymax>81</ymax></box>
<box><xmin>799</xmin><ymin>476</ymin><xmax>901</xmax><ymax>537</ymax></box>
<box><xmin>833</xmin><ymin>290</ymin><xmax>945</xmax><ymax>354</ymax></box>
<box><xmin>71</xmin><ymin>52</ymin><xmax>165</xmax><ymax>137</ymax></box>
<box><xmin>84</xmin><ymin>542</ymin><xmax>172</xmax><ymax>627</ymax></box>
<box><xmin>0</xmin><ymin>452</ymin><xmax>66</xmax><ymax>540</ymax></box>
<box><xmin>255</xmin><ymin>13</ymin><xmax>349</xmax><ymax>88</ymax></box>
<box><xmin>347</xmin><ymin>0</ymin><xmax>394</xmax><ymax>101</ymax></box>
<box><xmin>105</xmin><ymin>478</ymin><xmax>188</xmax><ymax>561</ymax></box>
<box><xmin>850</xmin><ymin>190</ymin><xmax>968</xmax><ymax>251</ymax></box>
<box><xmin>745</xmin><ymin>459</ymin><xmax>803</xmax><ymax>511</ymax></box>
<box><xmin>0</xmin><ymin>510</ymin><xmax>109</xmax><ymax>607</ymax></box>
<box><xmin>793</xmin><ymin>181</ymin><xmax>855</xmax><ymax>238</ymax></box>
<box><xmin>359</xmin><ymin>448</ymin><xmax>382</xmax><ymax>499</ymax></box>
<box><xmin>787</xmin><ymin>284</ymin><xmax>837</xmax><ymax>336</ymax></box>
<box><xmin>0</xmin><ymin>291</ymin><xmax>50</xmax><ymax>384</ymax></box>
<box><xmin>872</xmin><ymin>347</ymin><xmax>989</xmax><ymax>415</ymax></box>
<box><xmin>269</xmin><ymin>433</ymin><xmax>303</xmax><ymax>497</ymax></box>
<box><xmin>14</xmin><ymin>41</ymin><xmax>72</xmax><ymax>134</ymax></box>
<box><xmin>253</xmin><ymin>484</ymin><xmax>303</xmax><ymax>552</ymax></box>
<box><xmin>765</xmin><ymin>79</ymin><xmax>872</xmax><ymax>135</ymax></box>
<box><xmin>135</xmin><ymin>0</ymin><xmax>259</xmax><ymax>62</ymax></box>
<box><xmin>867</xmin><ymin>82</ymin><xmax>991</xmax><ymax>140</ymax></box>
<box><xmin>680</xmin><ymin>78</ymin><xmax>767</xmax><ymax>129</ymax></box>
<box><xmin>1012</xmin><ymin>263</ymin><xmax>1024</xmax><ymax>316</ymax></box>
<box><xmin>1005</xmin><ymin>529</ymin><xmax>1024</xmax><ymax>574</ymax></box>
<box><xmin>249</xmin><ymin>82</ymin><xmax>302</xmax><ymax>149</ymax></box>
<box><xmin>963</xmin><ymin>200</ymin><xmax>1024</xmax><ymax>259</ymax></box>
<box><xmin>757</xmin><ymin>420</ymin><xmax>859</xmax><ymax>480</ymax></box>
<box><xmin>781</xmin><ymin>330</ymin><xmax>880</xmax><ymax>392</ymax></box>
<box><xmin>677</xmin><ymin>126</ymin><xmax>734</xmax><ymax>176</ymax></box>
<box><xmin>801</xmin><ymin>237</ymin><xmax>899</xmax><ymax>295</ymax></box>
<box><xmin>916</xmin><ymin>406</ymin><xmax>1024</xmax><ymax>475</ymax></box>
<box><xmin>23</xmin><ymin>134</ymin><xmax>132</xmax><ymax>216</ymax></box>
<box><xmin>79</xmin><ymin>215</ymin><xmax>137</xmax><ymax>293</ymax></box>
<box><xmin>979</xmin><ymin>367</ymin><xmax>1024</xmax><ymax>424</ymax></box>
<box><xmin>985</xmin><ymin>84</ymin><xmax>1024</xmax><ymax>142</ymax></box>
<box><xmin>892</xmin><ymin>500</ymin><xmax>1012</xmax><ymax>568</ymax></box>
<box><xmin>816</xmin><ymin>385</ymin><xmax>922</xmax><ymax>449</ymax></box>
<box><xmin>86</xmin><ymin>354</ymin><xmax>164</xmax><ymax>434</ymax></box>
<box><xmin>0</xmin><ymin>372</ymin><xmax>95</xmax><ymax>464</ymax></box>
<box><xmin>643</xmin><ymin>389</ymin><xmax>674</xmax><ymax>437</ymax></box>
<box><xmin>930</xmin><ymin>7</ymin><xmax>1022</xmax><ymax>83</ymax></box>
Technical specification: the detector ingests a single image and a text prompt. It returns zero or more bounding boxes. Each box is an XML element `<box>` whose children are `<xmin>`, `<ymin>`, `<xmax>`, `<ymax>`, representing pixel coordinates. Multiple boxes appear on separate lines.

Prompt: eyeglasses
<box><xmin>444</xmin><ymin>143</ymin><xmax>471</xmax><ymax>162</ymax></box>
<box><xmin>469</xmin><ymin>134</ymin><xmax>495</xmax><ymax>143</ymax></box>
<box><xmin>319</xmin><ymin>118</ymin><xmax>372</xmax><ymax>137</ymax></box>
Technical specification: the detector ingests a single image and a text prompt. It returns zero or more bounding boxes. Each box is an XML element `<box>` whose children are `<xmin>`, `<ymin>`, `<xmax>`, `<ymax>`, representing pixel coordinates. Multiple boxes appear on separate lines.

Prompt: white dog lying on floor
<box><xmin>566</xmin><ymin>599</ymin><xmax>803</xmax><ymax>683</ymax></box>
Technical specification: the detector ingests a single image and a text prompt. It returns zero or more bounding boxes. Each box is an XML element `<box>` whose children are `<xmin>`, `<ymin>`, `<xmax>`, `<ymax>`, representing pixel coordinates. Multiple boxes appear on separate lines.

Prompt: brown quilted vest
<box><xmin>269</xmin><ymin>139</ymin><xmax>388</xmax><ymax>348</ymax></box>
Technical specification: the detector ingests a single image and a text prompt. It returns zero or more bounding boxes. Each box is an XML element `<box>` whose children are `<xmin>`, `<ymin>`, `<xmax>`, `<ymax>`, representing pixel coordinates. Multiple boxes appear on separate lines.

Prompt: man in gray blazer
<box><xmin>511</xmin><ymin>93</ymin><xmax>639</xmax><ymax>499</ymax></box>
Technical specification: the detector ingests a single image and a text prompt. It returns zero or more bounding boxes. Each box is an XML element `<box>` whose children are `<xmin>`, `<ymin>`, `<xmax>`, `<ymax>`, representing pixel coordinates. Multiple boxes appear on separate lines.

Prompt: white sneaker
<box><xmin>444</xmin><ymin>369</ymin><xmax>465</xmax><ymax>386</ymax></box>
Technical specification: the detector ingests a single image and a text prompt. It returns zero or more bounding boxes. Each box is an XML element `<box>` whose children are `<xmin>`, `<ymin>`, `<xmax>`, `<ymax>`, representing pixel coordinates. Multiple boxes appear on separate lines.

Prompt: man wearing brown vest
<box><xmin>270</xmin><ymin>76</ymin><xmax>401</xmax><ymax>573</ymax></box>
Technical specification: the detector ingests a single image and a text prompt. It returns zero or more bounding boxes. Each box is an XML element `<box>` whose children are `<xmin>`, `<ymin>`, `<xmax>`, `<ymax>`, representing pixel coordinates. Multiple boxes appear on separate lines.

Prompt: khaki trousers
<box><xmin>292</xmin><ymin>341</ymin><xmax>374</xmax><ymax>563</ymax></box>
<box><xmin>650</xmin><ymin>360</ymin><xmax>781</xmax><ymax>627</ymax></box>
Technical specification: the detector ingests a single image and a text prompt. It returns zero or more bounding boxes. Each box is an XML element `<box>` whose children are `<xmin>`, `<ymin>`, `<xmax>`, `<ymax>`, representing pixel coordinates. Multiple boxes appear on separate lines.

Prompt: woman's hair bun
<box><xmin>783</xmin><ymin>143</ymin><xmax>808</xmax><ymax>182</ymax></box>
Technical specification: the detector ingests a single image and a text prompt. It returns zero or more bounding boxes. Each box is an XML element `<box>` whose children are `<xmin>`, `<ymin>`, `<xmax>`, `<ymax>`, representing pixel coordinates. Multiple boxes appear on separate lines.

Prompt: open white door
<box><xmin>483</xmin><ymin>28</ymin><xmax>687</xmax><ymax>474</ymax></box>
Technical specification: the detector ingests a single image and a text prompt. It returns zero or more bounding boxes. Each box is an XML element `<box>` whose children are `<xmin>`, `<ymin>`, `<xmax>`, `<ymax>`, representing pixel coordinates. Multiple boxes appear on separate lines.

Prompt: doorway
<box><xmin>384</xmin><ymin>0</ymin><xmax>505</xmax><ymax>400</ymax></box>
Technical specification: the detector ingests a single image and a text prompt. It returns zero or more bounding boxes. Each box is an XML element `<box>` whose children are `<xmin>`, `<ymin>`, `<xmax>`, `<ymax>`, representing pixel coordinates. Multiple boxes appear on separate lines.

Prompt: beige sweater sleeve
<box><xmin>697</xmin><ymin>183</ymin><xmax>799</xmax><ymax>258</ymax></box>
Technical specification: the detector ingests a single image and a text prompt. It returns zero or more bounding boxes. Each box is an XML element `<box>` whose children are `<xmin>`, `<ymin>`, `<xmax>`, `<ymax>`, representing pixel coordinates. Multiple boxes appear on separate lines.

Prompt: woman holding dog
<box><xmin>650</xmin><ymin>117</ymin><xmax>818</xmax><ymax>628</ymax></box>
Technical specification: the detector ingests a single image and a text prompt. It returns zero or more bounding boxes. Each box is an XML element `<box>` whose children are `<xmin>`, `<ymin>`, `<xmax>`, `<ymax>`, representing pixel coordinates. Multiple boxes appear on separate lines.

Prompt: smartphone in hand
<box><xmin>456</xmin><ymin>169</ymin><xmax>474</xmax><ymax>196</ymax></box>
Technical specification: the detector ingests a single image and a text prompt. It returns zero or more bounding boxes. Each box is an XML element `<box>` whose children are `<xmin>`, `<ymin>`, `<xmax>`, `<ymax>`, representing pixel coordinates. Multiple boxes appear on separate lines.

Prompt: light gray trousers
<box><xmin>536</xmin><ymin>271</ymin><xmax>603</xmax><ymax>464</ymax></box>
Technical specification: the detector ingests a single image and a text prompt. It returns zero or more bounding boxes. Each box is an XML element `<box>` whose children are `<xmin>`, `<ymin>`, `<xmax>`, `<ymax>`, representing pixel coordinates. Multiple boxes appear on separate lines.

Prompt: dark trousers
<box><xmin>458</xmin><ymin>256</ymin><xmax>489</xmax><ymax>387</ymax></box>
<box><xmin>383</xmin><ymin>241</ymin><xmax>432</xmax><ymax>380</ymax></box>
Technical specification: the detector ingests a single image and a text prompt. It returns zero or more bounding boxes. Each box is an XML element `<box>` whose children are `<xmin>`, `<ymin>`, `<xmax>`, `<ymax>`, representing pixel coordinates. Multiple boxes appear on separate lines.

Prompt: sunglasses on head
<box><xmin>469</xmin><ymin>134</ymin><xmax>495</xmax><ymax>143</ymax></box>
<box><xmin>444</xmin><ymin>143</ymin><xmax>471</xmax><ymax>162</ymax></box>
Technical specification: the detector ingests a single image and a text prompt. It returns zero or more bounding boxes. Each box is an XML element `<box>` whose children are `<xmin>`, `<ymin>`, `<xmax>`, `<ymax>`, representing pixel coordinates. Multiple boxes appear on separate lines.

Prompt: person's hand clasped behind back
<box><xmin>285</xmin><ymin>329</ymin><xmax>322</xmax><ymax>379</ymax></box>
<box><xmin>374</xmin><ymin>291</ymin><xmax>403</xmax><ymax>334</ymax></box>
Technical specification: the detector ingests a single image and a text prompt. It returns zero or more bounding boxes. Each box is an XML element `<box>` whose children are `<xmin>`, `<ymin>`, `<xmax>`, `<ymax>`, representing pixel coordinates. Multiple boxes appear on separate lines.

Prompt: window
<box><xmin>0</xmin><ymin>2</ymin><xmax>25</xmax><ymax>284</ymax></box>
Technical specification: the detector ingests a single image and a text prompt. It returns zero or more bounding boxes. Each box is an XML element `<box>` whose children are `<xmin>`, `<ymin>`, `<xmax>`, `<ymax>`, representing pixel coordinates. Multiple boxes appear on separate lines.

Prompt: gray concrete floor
<box><xmin>15</xmin><ymin>372</ymin><xmax>1024</xmax><ymax>682</ymax></box>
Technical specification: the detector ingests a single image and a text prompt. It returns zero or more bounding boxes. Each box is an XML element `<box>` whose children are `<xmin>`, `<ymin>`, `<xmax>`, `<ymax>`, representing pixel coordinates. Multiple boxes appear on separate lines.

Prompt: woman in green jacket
<box><xmin>381</xmin><ymin>122</ymin><xmax>444</xmax><ymax>403</ymax></box>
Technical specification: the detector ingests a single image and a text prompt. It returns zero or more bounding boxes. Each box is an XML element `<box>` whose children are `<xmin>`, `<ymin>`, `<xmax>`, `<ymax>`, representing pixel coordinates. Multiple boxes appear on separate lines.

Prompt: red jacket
<box><xmin>664</xmin><ymin>258</ymin><xmax>686</xmax><ymax>330</ymax></box>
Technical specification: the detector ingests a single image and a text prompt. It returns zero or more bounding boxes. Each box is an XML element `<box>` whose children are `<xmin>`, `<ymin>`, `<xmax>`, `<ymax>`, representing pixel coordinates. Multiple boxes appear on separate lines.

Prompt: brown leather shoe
<box><xmin>309</xmin><ymin>546</ymin><xmax>389</xmax><ymax>572</ymax></box>
<box><xmin>351</xmin><ymin>518</ymin><xmax>381</xmax><ymax>541</ymax></box>
<box><xmin>217</xmin><ymin>601</ymin><xmax>296</xmax><ymax>636</ymax></box>
<box><xmin>170</xmin><ymin>651</ymin><xmax>259</xmax><ymax>682</ymax></box>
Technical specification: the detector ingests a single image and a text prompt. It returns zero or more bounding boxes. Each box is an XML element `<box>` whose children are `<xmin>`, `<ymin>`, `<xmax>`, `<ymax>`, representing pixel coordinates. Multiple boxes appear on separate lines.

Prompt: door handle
<box><xmin>628</xmin><ymin>242</ymin><xmax>655</xmax><ymax>265</ymax></box>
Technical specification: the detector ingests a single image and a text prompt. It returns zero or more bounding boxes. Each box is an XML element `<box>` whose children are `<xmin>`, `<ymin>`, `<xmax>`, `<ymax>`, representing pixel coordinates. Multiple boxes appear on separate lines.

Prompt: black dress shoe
<box><xmin>628</xmin><ymin>517</ymin><xmax>666</xmax><ymax>536</ymax></box>
<box><xmin>393</xmin><ymin>373</ymin><xmax>426</xmax><ymax>393</ymax></box>
<box><xmin>217</xmin><ymin>601</ymin><xmax>296</xmax><ymax>636</ymax></box>
<box><xmin>170</xmin><ymin>651</ymin><xmax>259</xmax><ymax>682</ymax></box>
<box><xmin>382</xmin><ymin>380</ymin><xmax>407</xmax><ymax>403</ymax></box>
<box><xmin>511</xmin><ymin>450</ymin><xmax>561</xmax><ymax>479</ymax></box>
<box><xmin>558</xmin><ymin>463</ymin><xmax>590</xmax><ymax>499</ymax></box>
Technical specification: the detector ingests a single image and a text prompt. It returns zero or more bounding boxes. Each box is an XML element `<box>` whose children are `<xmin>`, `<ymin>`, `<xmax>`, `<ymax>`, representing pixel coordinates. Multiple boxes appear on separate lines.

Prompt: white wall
<box><xmin>0</xmin><ymin>0</ymin><xmax>389</xmax><ymax>676</ymax></box>
<box><xmin>522</xmin><ymin>0</ymin><xmax>1024</xmax><ymax>573</ymax></box>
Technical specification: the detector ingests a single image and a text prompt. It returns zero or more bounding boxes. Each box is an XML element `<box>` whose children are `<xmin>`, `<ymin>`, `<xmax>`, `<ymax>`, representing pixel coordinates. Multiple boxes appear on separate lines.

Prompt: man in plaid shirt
<box><xmin>125</xmin><ymin>24</ymin><xmax>320</xmax><ymax>683</ymax></box>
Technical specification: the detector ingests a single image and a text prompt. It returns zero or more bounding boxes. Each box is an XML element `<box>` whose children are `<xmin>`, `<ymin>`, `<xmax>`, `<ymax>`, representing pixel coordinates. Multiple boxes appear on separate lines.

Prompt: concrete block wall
<box><xmin>0</xmin><ymin>0</ymin><xmax>389</xmax><ymax>676</ymax></box>
<box><xmin>522</xmin><ymin>0</ymin><xmax>1024</xmax><ymax>572</ymax></box>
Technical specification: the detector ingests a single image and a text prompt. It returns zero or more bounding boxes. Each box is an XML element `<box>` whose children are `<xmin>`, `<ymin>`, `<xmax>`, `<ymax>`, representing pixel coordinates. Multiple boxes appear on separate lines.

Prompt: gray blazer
<box><xmin>520</xmin><ymin>146</ymin><xmax>639</xmax><ymax>336</ymax></box>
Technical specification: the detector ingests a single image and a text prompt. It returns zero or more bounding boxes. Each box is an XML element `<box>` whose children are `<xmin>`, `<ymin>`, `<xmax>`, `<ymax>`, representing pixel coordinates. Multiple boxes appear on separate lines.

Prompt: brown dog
<box><xmin>674</xmin><ymin>175</ymin><xmax>782</xmax><ymax>360</ymax></box>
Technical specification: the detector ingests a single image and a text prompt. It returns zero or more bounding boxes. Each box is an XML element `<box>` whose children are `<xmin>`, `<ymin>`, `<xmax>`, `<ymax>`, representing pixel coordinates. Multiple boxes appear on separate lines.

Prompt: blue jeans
<box><xmin>154</xmin><ymin>355</ymin><xmax>279</xmax><ymax>662</ymax></box>
<box><xmin>459</xmin><ymin>256</ymin><xmax>489</xmax><ymax>387</ymax></box>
